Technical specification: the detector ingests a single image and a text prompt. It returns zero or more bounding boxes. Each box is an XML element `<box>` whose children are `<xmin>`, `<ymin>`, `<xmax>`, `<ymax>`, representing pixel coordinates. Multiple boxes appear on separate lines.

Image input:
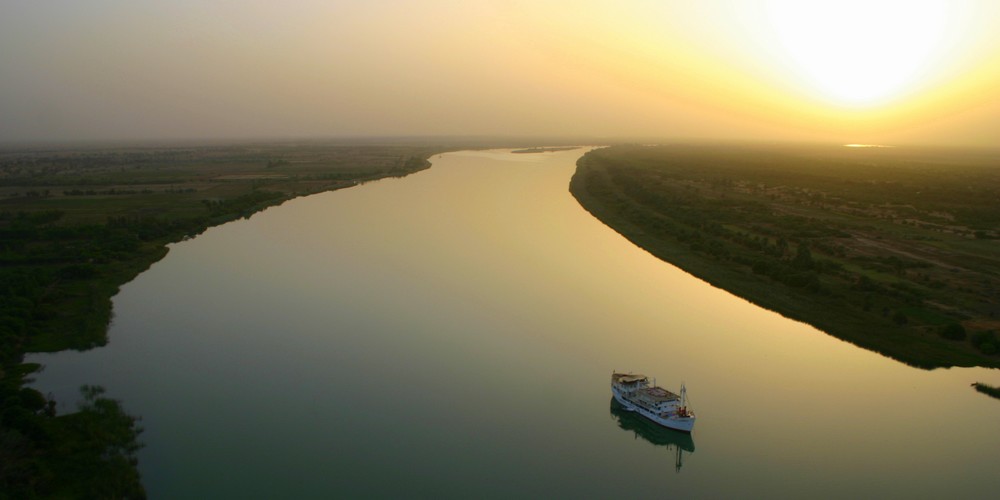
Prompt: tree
<box><xmin>939</xmin><ymin>323</ymin><xmax>966</xmax><ymax>341</ymax></box>
<box><xmin>793</xmin><ymin>243</ymin><xmax>814</xmax><ymax>270</ymax></box>
<box><xmin>892</xmin><ymin>311</ymin><xmax>908</xmax><ymax>325</ymax></box>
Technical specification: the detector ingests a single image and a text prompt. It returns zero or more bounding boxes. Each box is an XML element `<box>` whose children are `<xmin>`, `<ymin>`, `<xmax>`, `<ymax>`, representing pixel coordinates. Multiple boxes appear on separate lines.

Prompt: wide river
<box><xmin>30</xmin><ymin>148</ymin><xmax>1000</xmax><ymax>498</ymax></box>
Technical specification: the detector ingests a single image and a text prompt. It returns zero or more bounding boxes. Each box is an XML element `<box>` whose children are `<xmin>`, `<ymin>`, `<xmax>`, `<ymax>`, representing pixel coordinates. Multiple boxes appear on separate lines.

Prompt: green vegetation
<box><xmin>570</xmin><ymin>144</ymin><xmax>1000</xmax><ymax>369</ymax></box>
<box><xmin>1</xmin><ymin>383</ymin><xmax>144</xmax><ymax>498</ymax></box>
<box><xmin>973</xmin><ymin>382</ymin><xmax>1000</xmax><ymax>400</ymax></box>
<box><xmin>0</xmin><ymin>142</ymin><xmax>442</xmax><ymax>496</ymax></box>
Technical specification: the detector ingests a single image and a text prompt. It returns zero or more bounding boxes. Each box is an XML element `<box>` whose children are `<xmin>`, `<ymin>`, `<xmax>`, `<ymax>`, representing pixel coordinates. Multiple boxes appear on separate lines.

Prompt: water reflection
<box><xmin>609</xmin><ymin>397</ymin><xmax>695</xmax><ymax>473</ymax></box>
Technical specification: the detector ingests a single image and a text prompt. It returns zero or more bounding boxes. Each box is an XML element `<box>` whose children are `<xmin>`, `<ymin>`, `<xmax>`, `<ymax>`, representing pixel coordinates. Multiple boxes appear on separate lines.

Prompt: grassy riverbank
<box><xmin>570</xmin><ymin>144</ymin><xmax>1000</xmax><ymax>369</ymax></box>
<box><xmin>0</xmin><ymin>141</ymin><xmax>443</xmax><ymax>497</ymax></box>
<box><xmin>973</xmin><ymin>382</ymin><xmax>1000</xmax><ymax>400</ymax></box>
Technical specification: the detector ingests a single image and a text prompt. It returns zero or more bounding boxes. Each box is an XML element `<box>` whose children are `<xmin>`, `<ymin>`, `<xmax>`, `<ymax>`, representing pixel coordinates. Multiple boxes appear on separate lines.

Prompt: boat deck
<box><xmin>639</xmin><ymin>386</ymin><xmax>680</xmax><ymax>403</ymax></box>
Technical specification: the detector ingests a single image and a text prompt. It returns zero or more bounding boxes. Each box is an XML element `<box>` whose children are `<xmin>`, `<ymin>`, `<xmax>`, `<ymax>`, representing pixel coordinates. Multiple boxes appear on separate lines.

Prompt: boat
<box><xmin>611</xmin><ymin>372</ymin><xmax>695</xmax><ymax>433</ymax></box>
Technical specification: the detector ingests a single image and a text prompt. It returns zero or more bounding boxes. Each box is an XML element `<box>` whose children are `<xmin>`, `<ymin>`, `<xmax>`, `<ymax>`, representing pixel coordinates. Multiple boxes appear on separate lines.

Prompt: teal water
<box><xmin>29</xmin><ymin>148</ymin><xmax>1000</xmax><ymax>498</ymax></box>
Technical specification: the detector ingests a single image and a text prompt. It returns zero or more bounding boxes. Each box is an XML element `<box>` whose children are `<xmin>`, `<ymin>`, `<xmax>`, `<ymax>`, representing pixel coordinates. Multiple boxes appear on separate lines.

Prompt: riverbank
<box><xmin>569</xmin><ymin>144</ymin><xmax>1000</xmax><ymax>370</ymax></box>
<box><xmin>512</xmin><ymin>146</ymin><xmax>580</xmax><ymax>154</ymax></box>
<box><xmin>0</xmin><ymin>142</ymin><xmax>443</xmax><ymax>496</ymax></box>
<box><xmin>974</xmin><ymin>382</ymin><xmax>1000</xmax><ymax>400</ymax></box>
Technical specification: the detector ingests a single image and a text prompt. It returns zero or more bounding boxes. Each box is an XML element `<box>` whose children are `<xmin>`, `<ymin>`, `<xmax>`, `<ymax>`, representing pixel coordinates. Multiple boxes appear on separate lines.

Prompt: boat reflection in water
<box><xmin>609</xmin><ymin>397</ymin><xmax>696</xmax><ymax>473</ymax></box>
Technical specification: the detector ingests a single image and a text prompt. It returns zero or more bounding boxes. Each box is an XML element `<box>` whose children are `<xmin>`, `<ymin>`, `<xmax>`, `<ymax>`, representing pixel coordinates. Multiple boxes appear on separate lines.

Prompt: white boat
<box><xmin>611</xmin><ymin>372</ymin><xmax>695</xmax><ymax>433</ymax></box>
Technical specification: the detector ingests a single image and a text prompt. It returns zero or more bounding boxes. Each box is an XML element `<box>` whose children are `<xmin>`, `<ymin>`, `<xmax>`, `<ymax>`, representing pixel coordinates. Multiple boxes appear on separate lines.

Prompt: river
<box><xmin>28</xmin><ymin>148</ymin><xmax>1000</xmax><ymax>498</ymax></box>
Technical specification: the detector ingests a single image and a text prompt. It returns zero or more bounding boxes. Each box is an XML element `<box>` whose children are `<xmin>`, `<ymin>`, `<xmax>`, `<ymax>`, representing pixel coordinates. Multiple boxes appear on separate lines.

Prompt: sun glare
<box><xmin>764</xmin><ymin>1</ymin><xmax>954</xmax><ymax>106</ymax></box>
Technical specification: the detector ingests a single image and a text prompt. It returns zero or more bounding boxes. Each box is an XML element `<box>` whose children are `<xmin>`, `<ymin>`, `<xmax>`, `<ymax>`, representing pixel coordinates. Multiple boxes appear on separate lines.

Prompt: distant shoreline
<box><xmin>569</xmin><ymin>144</ymin><xmax>1000</xmax><ymax>370</ymax></box>
<box><xmin>511</xmin><ymin>146</ymin><xmax>580</xmax><ymax>154</ymax></box>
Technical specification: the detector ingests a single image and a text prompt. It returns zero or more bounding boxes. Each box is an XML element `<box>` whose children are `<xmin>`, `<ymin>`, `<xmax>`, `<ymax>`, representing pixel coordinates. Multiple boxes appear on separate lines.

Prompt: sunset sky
<box><xmin>3</xmin><ymin>0</ymin><xmax>1000</xmax><ymax>146</ymax></box>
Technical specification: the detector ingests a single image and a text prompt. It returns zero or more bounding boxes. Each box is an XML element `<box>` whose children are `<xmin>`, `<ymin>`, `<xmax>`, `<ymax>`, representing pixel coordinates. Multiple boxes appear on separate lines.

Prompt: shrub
<box><xmin>939</xmin><ymin>323</ymin><xmax>967</xmax><ymax>341</ymax></box>
<box><xmin>892</xmin><ymin>311</ymin><xmax>908</xmax><ymax>325</ymax></box>
<box><xmin>971</xmin><ymin>330</ymin><xmax>998</xmax><ymax>355</ymax></box>
<box><xmin>973</xmin><ymin>382</ymin><xmax>1000</xmax><ymax>399</ymax></box>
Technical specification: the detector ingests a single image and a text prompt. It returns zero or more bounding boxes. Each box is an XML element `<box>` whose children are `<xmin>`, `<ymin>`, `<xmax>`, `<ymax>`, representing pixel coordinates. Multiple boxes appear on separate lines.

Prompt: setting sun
<box><xmin>763</xmin><ymin>0</ymin><xmax>956</xmax><ymax>106</ymax></box>
<box><xmin>2</xmin><ymin>0</ymin><xmax>999</xmax><ymax>145</ymax></box>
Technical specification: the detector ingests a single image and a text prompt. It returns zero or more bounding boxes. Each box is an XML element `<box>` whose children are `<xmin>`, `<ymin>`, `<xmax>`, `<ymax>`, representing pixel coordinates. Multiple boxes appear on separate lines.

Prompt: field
<box><xmin>0</xmin><ymin>142</ymin><xmax>438</xmax><ymax>224</ymax></box>
<box><xmin>570</xmin><ymin>144</ymin><xmax>1000</xmax><ymax>369</ymax></box>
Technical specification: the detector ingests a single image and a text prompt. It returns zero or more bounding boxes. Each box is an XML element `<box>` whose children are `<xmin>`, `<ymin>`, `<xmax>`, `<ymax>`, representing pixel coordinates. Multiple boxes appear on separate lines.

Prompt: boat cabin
<box><xmin>612</xmin><ymin>373</ymin><xmax>650</xmax><ymax>392</ymax></box>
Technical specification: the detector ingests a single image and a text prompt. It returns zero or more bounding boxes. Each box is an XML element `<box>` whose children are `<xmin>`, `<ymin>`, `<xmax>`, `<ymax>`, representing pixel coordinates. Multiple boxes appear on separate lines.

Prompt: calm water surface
<box><xmin>30</xmin><ymin>149</ymin><xmax>1000</xmax><ymax>498</ymax></box>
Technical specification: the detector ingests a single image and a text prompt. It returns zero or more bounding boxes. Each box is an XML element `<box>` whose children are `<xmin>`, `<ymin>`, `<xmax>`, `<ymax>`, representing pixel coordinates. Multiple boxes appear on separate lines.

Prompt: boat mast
<box><xmin>680</xmin><ymin>383</ymin><xmax>687</xmax><ymax>407</ymax></box>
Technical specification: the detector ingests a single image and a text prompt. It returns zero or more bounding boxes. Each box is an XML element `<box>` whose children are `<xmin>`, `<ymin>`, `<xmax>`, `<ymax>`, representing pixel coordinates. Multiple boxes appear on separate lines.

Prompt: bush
<box><xmin>58</xmin><ymin>264</ymin><xmax>98</xmax><ymax>280</ymax></box>
<box><xmin>973</xmin><ymin>382</ymin><xmax>1000</xmax><ymax>399</ymax></box>
<box><xmin>939</xmin><ymin>323</ymin><xmax>966</xmax><ymax>341</ymax></box>
<box><xmin>892</xmin><ymin>311</ymin><xmax>908</xmax><ymax>325</ymax></box>
<box><xmin>971</xmin><ymin>330</ymin><xmax>998</xmax><ymax>355</ymax></box>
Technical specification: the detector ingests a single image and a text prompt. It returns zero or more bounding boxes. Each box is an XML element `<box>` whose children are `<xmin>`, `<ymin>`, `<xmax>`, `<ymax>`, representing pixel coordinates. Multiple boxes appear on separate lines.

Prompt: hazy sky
<box><xmin>3</xmin><ymin>0</ymin><xmax>1000</xmax><ymax>145</ymax></box>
